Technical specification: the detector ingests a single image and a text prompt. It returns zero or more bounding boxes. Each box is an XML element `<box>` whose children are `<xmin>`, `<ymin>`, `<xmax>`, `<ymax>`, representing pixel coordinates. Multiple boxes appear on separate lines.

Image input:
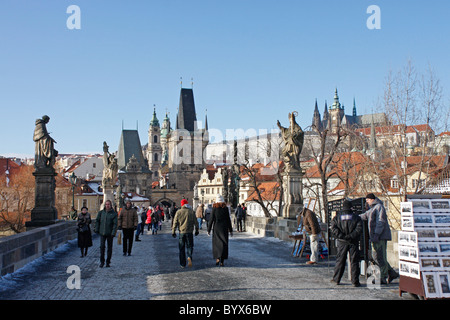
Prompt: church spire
<box><xmin>353</xmin><ymin>98</ymin><xmax>357</xmax><ymax>117</ymax></box>
<box><xmin>331</xmin><ymin>88</ymin><xmax>341</xmax><ymax>110</ymax></box>
<box><xmin>312</xmin><ymin>99</ymin><xmax>322</xmax><ymax>131</ymax></box>
<box><xmin>150</xmin><ymin>106</ymin><xmax>160</xmax><ymax>127</ymax></box>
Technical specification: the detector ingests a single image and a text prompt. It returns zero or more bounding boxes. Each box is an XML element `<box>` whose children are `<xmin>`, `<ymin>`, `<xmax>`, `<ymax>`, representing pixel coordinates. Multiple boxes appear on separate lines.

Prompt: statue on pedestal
<box><xmin>27</xmin><ymin>115</ymin><xmax>59</xmax><ymax>229</ymax></box>
<box><xmin>277</xmin><ymin>112</ymin><xmax>304</xmax><ymax>172</ymax></box>
<box><xmin>102</xmin><ymin>141</ymin><xmax>118</xmax><ymax>187</ymax></box>
<box><xmin>101</xmin><ymin>142</ymin><xmax>118</xmax><ymax>211</ymax></box>
<box><xmin>277</xmin><ymin>112</ymin><xmax>305</xmax><ymax>219</ymax></box>
<box><xmin>33</xmin><ymin>115</ymin><xmax>58</xmax><ymax>170</ymax></box>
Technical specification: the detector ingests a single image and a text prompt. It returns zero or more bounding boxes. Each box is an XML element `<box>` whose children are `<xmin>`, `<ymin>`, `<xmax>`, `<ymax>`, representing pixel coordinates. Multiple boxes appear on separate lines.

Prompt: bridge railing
<box><xmin>0</xmin><ymin>221</ymin><xmax>78</xmax><ymax>276</ymax></box>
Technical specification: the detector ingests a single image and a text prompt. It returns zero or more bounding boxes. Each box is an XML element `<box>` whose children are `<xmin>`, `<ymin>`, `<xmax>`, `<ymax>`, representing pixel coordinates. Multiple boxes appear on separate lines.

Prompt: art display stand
<box><xmin>398</xmin><ymin>197</ymin><xmax>450</xmax><ymax>299</ymax></box>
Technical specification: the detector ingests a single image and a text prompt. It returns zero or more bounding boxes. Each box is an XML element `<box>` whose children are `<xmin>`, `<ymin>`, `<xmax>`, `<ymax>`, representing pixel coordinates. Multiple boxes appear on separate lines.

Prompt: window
<box><xmin>154</xmin><ymin>153</ymin><xmax>158</xmax><ymax>162</ymax></box>
<box><xmin>93</xmin><ymin>163</ymin><xmax>96</xmax><ymax>168</ymax></box>
<box><xmin>154</xmin><ymin>135</ymin><xmax>158</xmax><ymax>143</ymax></box>
<box><xmin>412</xmin><ymin>179</ymin><xmax>425</xmax><ymax>189</ymax></box>
<box><xmin>391</xmin><ymin>179</ymin><xmax>398</xmax><ymax>189</ymax></box>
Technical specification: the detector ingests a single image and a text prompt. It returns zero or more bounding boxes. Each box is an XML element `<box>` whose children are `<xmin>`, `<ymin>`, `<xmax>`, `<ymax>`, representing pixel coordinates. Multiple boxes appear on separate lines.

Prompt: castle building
<box><xmin>311</xmin><ymin>88</ymin><xmax>388</xmax><ymax>134</ymax></box>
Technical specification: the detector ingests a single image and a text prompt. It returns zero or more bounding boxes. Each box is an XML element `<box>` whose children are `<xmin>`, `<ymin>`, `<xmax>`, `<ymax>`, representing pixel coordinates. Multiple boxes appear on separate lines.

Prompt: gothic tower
<box><xmin>311</xmin><ymin>99</ymin><xmax>322</xmax><ymax>131</ymax></box>
<box><xmin>329</xmin><ymin>88</ymin><xmax>345</xmax><ymax>133</ymax></box>
<box><xmin>166</xmin><ymin>87</ymin><xmax>209</xmax><ymax>201</ymax></box>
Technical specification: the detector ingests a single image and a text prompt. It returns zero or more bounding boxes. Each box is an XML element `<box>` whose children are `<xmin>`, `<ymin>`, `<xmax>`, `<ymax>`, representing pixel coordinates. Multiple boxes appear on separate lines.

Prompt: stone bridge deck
<box><xmin>0</xmin><ymin>220</ymin><xmax>408</xmax><ymax>302</ymax></box>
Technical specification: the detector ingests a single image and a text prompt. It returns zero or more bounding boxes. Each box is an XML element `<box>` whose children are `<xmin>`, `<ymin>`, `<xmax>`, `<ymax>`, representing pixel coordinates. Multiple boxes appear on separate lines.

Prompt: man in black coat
<box><xmin>331</xmin><ymin>199</ymin><xmax>363</xmax><ymax>287</ymax></box>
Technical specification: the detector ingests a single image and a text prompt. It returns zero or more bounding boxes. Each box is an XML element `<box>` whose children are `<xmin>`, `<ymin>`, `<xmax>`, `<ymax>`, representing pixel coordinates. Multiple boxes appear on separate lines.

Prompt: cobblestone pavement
<box><xmin>0</xmin><ymin>220</ymin><xmax>412</xmax><ymax>301</ymax></box>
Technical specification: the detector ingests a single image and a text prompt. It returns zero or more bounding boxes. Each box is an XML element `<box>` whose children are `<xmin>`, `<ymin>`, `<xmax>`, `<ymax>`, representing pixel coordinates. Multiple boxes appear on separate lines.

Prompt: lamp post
<box><xmin>201</xmin><ymin>188</ymin><xmax>205</xmax><ymax>205</ymax></box>
<box><xmin>69</xmin><ymin>172</ymin><xmax>78</xmax><ymax>212</ymax></box>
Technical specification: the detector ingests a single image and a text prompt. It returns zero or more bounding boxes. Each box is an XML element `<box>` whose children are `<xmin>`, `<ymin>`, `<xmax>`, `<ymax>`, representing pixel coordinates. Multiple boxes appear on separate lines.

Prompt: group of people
<box><xmin>75</xmin><ymin>195</ymin><xmax>237</xmax><ymax>269</ymax></box>
<box><xmin>76</xmin><ymin>192</ymin><xmax>400</xmax><ymax>285</ymax></box>
<box><xmin>298</xmin><ymin>192</ymin><xmax>399</xmax><ymax>286</ymax></box>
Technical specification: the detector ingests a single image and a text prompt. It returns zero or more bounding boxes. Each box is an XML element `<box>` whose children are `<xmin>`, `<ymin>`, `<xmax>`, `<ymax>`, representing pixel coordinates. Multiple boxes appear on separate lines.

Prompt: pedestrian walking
<box><xmin>151</xmin><ymin>206</ymin><xmax>161</xmax><ymax>235</ymax></box>
<box><xmin>146</xmin><ymin>207</ymin><xmax>153</xmax><ymax>231</ymax></box>
<box><xmin>331</xmin><ymin>200</ymin><xmax>363</xmax><ymax>287</ymax></box>
<box><xmin>77</xmin><ymin>206</ymin><xmax>93</xmax><ymax>257</ymax></box>
<box><xmin>204</xmin><ymin>204</ymin><xmax>212</xmax><ymax>224</ymax></box>
<box><xmin>241</xmin><ymin>203</ymin><xmax>247</xmax><ymax>231</ymax></box>
<box><xmin>207</xmin><ymin>195</ymin><xmax>233</xmax><ymax>267</ymax></box>
<box><xmin>172</xmin><ymin>199</ymin><xmax>199</xmax><ymax>268</ymax></box>
<box><xmin>360</xmin><ymin>193</ymin><xmax>399</xmax><ymax>284</ymax></box>
<box><xmin>235</xmin><ymin>204</ymin><xmax>245</xmax><ymax>232</ymax></box>
<box><xmin>170</xmin><ymin>204</ymin><xmax>178</xmax><ymax>228</ymax></box>
<box><xmin>196</xmin><ymin>204</ymin><xmax>205</xmax><ymax>229</ymax></box>
<box><xmin>118</xmin><ymin>200</ymin><xmax>138</xmax><ymax>256</ymax></box>
<box><xmin>135</xmin><ymin>205</ymin><xmax>144</xmax><ymax>241</ymax></box>
<box><xmin>299</xmin><ymin>207</ymin><xmax>321</xmax><ymax>265</ymax></box>
<box><xmin>138</xmin><ymin>206</ymin><xmax>147</xmax><ymax>238</ymax></box>
<box><xmin>94</xmin><ymin>200</ymin><xmax>118</xmax><ymax>268</ymax></box>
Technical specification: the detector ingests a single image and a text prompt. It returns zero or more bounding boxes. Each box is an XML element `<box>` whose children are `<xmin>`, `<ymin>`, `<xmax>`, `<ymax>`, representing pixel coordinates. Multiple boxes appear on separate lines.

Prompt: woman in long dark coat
<box><xmin>77</xmin><ymin>206</ymin><xmax>93</xmax><ymax>257</ymax></box>
<box><xmin>207</xmin><ymin>195</ymin><xmax>233</xmax><ymax>266</ymax></box>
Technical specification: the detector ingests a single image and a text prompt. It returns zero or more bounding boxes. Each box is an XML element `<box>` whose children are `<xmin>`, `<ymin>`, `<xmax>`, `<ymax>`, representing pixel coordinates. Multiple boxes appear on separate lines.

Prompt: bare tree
<box><xmin>308</xmin><ymin>124</ymin><xmax>350</xmax><ymax>223</ymax></box>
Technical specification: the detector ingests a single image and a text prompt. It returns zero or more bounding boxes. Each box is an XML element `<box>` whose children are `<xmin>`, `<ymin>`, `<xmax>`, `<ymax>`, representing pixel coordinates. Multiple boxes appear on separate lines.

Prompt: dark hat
<box><xmin>366</xmin><ymin>193</ymin><xmax>376</xmax><ymax>200</ymax></box>
<box><xmin>343</xmin><ymin>200</ymin><xmax>352</xmax><ymax>211</ymax></box>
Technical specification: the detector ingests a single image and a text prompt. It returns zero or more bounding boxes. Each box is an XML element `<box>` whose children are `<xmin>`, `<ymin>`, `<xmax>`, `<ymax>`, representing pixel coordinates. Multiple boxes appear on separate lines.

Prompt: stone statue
<box><xmin>102</xmin><ymin>141</ymin><xmax>118</xmax><ymax>186</ymax></box>
<box><xmin>33</xmin><ymin>115</ymin><xmax>58</xmax><ymax>169</ymax></box>
<box><xmin>277</xmin><ymin>112</ymin><xmax>304</xmax><ymax>171</ymax></box>
<box><xmin>193</xmin><ymin>182</ymin><xmax>199</xmax><ymax>198</ymax></box>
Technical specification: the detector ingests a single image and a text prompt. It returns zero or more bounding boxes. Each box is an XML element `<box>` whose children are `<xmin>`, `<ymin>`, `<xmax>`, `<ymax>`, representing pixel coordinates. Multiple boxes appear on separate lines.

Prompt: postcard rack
<box><xmin>399</xmin><ymin>198</ymin><xmax>450</xmax><ymax>299</ymax></box>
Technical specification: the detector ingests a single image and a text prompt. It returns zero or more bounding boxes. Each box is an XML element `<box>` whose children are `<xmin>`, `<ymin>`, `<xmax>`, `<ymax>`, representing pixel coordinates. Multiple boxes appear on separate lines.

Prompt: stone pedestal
<box><xmin>281</xmin><ymin>168</ymin><xmax>303</xmax><ymax>219</ymax></box>
<box><xmin>101</xmin><ymin>185</ymin><xmax>115</xmax><ymax>210</ymax></box>
<box><xmin>26</xmin><ymin>168</ymin><xmax>60</xmax><ymax>230</ymax></box>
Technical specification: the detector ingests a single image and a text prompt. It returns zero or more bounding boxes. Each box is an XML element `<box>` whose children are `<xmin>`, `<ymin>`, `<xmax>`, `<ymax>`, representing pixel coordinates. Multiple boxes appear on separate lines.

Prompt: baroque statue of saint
<box><xmin>33</xmin><ymin>115</ymin><xmax>58</xmax><ymax>169</ymax></box>
<box><xmin>102</xmin><ymin>141</ymin><xmax>118</xmax><ymax>186</ymax></box>
<box><xmin>277</xmin><ymin>112</ymin><xmax>304</xmax><ymax>171</ymax></box>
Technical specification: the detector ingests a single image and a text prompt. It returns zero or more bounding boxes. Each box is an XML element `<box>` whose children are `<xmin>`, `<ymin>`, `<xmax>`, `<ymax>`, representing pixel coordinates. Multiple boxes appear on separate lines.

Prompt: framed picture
<box><xmin>423</xmin><ymin>272</ymin><xmax>441</xmax><ymax>298</ymax></box>
<box><xmin>436</xmin><ymin>229</ymin><xmax>450</xmax><ymax>240</ymax></box>
<box><xmin>434</xmin><ymin>215</ymin><xmax>450</xmax><ymax>226</ymax></box>
<box><xmin>411</xmin><ymin>200</ymin><xmax>431</xmax><ymax>212</ymax></box>
<box><xmin>399</xmin><ymin>261</ymin><xmax>410</xmax><ymax>277</ymax></box>
<box><xmin>401</xmin><ymin>202</ymin><xmax>413</xmax><ymax>217</ymax></box>
<box><xmin>418</xmin><ymin>243</ymin><xmax>440</xmax><ymax>255</ymax></box>
<box><xmin>402</xmin><ymin>216</ymin><xmax>414</xmax><ymax>231</ymax></box>
<box><xmin>399</xmin><ymin>245</ymin><xmax>419</xmax><ymax>262</ymax></box>
<box><xmin>399</xmin><ymin>261</ymin><xmax>421</xmax><ymax>279</ymax></box>
<box><xmin>440</xmin><ymin>244</ymin><xmax>450</xmax><ymax>255</ymax></box>
<box><xmin>442</xmin><ymin>258</ymin><xmax>450</xmax><ymax>269</ymax></box>
<box><xmin>437</xmin><ymin>273</ymin><xmax>450</xmax><ymax>298</ymax></box>
<box><xmin>420</xmin><ymin>258</ymin><xmax>442</xmax><ymax>271</ymax></box>
<box><xmin>417</xmin><ymin>228</ymin><xmax>437</xmax><ymax>241</ymax></box>
<box><xmin>430</xmin><ymin>200</ymin><xmax>450</xmax><ymax>212</ymax></box>
<box><xmin>414</xmin><ymin>214</ymin><xmax>434</xmax><ymax>227</ymax></box>
<box><xmin>399</xmin><ymin>231</ymin><xmax>418</xmax><ymax>246</ymax></box>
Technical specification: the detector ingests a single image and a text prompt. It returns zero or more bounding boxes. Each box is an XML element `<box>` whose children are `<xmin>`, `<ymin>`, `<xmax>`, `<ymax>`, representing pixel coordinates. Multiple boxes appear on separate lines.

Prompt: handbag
<box><xmin>117</xmin><ymin>230</ymin><xmax>122</xmax><ymax>245</ymax></box>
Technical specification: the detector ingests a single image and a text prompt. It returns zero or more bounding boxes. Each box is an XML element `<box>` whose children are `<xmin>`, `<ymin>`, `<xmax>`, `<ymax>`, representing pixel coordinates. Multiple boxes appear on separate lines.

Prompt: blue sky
<box><xmin>1</xmin><ymin>0</ymin><xmax>449</xmax><ymax>157</ymax></box>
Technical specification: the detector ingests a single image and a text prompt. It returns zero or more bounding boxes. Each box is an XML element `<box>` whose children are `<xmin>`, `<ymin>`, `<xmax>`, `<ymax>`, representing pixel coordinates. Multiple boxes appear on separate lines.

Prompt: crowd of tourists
<box><xmin>76</xmin><ymin>192</ymin><xmax>399</xmax><ymax>286</ymax></box>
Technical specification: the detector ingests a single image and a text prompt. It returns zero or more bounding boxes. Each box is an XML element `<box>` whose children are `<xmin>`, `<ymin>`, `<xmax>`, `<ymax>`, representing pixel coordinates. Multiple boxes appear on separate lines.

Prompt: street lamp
<box><xmin>201</xmin><ymin>188</ymin><xmax>205</xmax><ymax>204</ymax></box>
<box><xmin>69</xmin><ymin>172</ymin><xmax>78</xmax><ymax>215</ymax></box>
